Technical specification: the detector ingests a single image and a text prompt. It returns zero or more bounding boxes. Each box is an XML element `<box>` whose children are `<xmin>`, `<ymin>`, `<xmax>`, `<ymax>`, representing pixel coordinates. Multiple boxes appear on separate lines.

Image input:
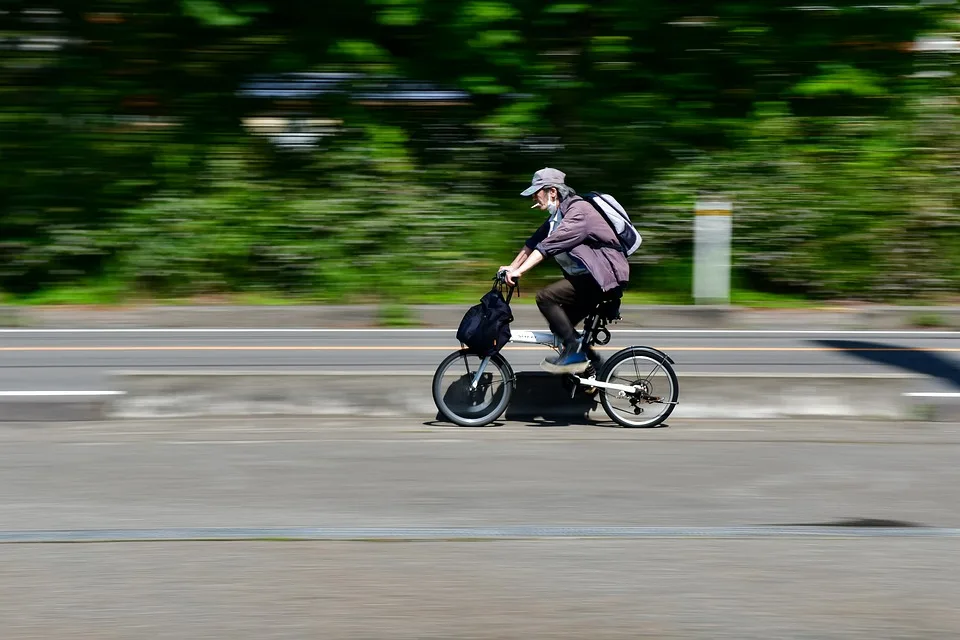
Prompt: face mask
<box><xmin>546</xmin><ymin>198</ymin><xmax>559</xmax><ymax>215</ymax></box>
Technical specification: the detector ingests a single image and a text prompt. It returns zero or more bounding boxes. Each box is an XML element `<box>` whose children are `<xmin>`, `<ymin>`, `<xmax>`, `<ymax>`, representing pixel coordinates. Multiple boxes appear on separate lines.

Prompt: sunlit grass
<box><xmin>0</xmin><ymin>283</ymin><xmax>936</xmax><ymax>309</ymax></box>
<box><xmin>0</xmin><ymin>264</ymin><xmax>949</xmax><ymax>310</ymax></box>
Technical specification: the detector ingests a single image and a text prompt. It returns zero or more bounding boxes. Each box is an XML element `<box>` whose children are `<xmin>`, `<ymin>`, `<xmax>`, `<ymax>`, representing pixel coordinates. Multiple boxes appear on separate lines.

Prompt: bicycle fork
<box><xmin>469</xmin><ymin>357</ymin><xmax>491</xmax><ymax>391</ymax></box>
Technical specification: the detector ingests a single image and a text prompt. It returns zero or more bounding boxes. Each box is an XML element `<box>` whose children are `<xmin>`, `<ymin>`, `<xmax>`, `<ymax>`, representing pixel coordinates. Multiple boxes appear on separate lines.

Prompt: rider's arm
<box><xmin>515</xmin><ymin>250</ymin><xmax>544</xmax><ymax>275</ymax></box>
<box><xmin>535</xmin><ymin>204</ymin><xmax>590</xmax><ymax>257</ymax></box>
<box><xmin>524</xmin><ymin>219</ymin><xmax>550</xmax><ymax>251</ymax></box>
<box><xmin>501</xmin><ymin>219</ymin><xmax>548</xmax><ymax>273</ymax></box>
<box><xmin>507</xmin><ymin>246</ymin><xmax>532</xmax><ymax>270</ymax></box>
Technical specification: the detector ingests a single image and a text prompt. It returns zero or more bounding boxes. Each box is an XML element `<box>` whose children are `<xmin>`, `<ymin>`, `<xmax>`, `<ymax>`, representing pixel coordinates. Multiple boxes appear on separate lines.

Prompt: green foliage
<box><xmin>182</xmin><ymin>0</ymin><xmax>253</xmax><ymax>27</ymax></box>
<box><xmin>641</xmin><ymin>96</ymin><xmax>960</xmax><ymax>299</ymax></box>
<box><xmin>373</xmin><ymin>0</ymin><xmax>424</xmax><ymax>27</ymax></box>
<box><xmin>0</xmin><ymin>0</ymin><xmax>957</xmax><ymax>303</ymax></box>
<box><xmin>792</xmin><ymin>64</ymin><xmax>887</xmax><ymax>98</ymax></box>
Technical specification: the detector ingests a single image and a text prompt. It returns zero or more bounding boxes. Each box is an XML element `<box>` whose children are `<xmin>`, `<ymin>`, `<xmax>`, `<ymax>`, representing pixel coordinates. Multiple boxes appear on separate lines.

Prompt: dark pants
<box><xmin>536</xmin><ymin>274</ymin><xmax>613</xmax><ymax>344</ymax></box>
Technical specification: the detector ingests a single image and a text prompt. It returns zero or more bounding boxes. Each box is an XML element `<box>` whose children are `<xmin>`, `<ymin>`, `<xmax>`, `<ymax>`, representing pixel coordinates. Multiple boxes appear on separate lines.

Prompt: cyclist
<box><xmin>500</xmin><ymin>167</ymin><xmax>629</xmax><ymax>374</ymax></box>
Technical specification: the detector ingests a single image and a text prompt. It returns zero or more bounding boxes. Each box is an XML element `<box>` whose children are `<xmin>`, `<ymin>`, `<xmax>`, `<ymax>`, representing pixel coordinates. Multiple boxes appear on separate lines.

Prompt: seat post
<box><xmin>580</xmin><ymin>312</ymin><xmax>600</xmax><ymax>350</ymax></box>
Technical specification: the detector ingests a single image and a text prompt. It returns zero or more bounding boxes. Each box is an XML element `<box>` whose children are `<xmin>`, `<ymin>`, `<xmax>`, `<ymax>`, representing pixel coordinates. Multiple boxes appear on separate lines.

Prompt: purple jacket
<box><xmin>525</xmin><ymin>196</ymin><xmax>630</xmax><ymax>292</ymax></box>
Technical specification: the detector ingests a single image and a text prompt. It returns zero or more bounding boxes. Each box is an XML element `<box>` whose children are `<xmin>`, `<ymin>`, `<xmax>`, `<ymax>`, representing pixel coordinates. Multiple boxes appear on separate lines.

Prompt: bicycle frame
<box><xmin>509</xmin><ymin>330</ymin><xmax>562</xmax><ymax>348</ymax></box>
<box><xmin>465</xmin><ymin>276</ymin><xmax>645</xmax><ymax>394</ymax></box>
<box><xmin>468</xmin><ymin>326</ymin><xmax>643</xmax><ymax>396</ymax></box>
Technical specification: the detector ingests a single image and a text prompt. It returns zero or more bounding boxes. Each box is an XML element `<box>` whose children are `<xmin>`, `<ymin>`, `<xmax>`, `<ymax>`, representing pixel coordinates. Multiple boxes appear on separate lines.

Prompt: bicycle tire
<box><xmin>598</xmin><ymin>347</ymin><xmax>679</xmax><ymax>428</ymax></box>
<box><xmin>432</xmin><ymin>350</ymin><xmax>514</xmax><ymax>427</ymax></box>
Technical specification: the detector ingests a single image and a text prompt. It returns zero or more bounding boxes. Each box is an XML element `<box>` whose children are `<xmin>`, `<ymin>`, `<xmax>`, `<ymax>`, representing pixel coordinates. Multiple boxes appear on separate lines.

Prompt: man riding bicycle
<box><xmin>500</xmin><ymin>168</ymin><xmax>629</xmax><ymax>375</ymax></box>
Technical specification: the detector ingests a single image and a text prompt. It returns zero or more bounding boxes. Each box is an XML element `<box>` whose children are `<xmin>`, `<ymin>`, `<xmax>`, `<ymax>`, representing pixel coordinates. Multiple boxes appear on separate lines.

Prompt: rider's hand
<box><xmin>505</xmin><ymin>269</ymin><xmax>521</xmax><ymax>286</ymax></box>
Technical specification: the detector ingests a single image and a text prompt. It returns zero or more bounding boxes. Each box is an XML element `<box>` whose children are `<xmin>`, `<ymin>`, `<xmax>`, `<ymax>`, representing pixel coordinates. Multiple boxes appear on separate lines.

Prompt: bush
<box><xmin>640</xmin><ymin>100</ymin><xmax>960</xmax><ymax>300</ymax></box>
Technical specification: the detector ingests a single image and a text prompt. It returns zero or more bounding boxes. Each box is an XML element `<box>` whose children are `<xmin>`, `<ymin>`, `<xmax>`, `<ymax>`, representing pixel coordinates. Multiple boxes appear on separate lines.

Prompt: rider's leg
<box><xmin>536</xmin><ymin>278</ymin><xmax>578</xmax><ymax>342</ymax></box>
<box><xmin>536</xmin><ymin>276</ymin><xmax>599</xmax><ymax>374</ymax></box>
<box><xmin>568</xmin><ymin>286</ymin><xmax>622</xmax><ymax>371</ymax></box>
<box><xmin>565</xmin><ymin>308</ymin><xmax>604</xmax><ymax>371</ymax></box>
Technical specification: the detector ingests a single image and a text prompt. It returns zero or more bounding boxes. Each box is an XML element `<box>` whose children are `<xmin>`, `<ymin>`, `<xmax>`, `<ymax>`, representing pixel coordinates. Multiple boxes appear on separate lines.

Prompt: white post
<box><xmin>693</xmin><ymin>200</ymin><xmax>732</xmax><ymax>305</ymax></box>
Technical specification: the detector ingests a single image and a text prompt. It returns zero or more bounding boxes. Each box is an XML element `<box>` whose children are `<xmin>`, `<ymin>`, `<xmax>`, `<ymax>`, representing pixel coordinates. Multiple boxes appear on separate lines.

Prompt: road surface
<box><xmin>1</xmin><ymin>417</ymin><xmax>960</xmax><ymax>638</ymax></box>
<box><xmin>1</xmin><ymin>328</ymin><xmax>959</xmax><ymax>391</ymax></box>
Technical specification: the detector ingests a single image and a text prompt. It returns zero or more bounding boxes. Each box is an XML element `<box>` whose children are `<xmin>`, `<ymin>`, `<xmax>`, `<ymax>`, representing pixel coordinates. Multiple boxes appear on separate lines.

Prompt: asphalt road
<box><xmin>1</xmin><ymin>328</ymin><xmax>959</xmax><ymax>391</ymax></box>
<box><xmin>1</xmin><ymin>417</ymin><xmax>960</xmax><ymax>638</ymax></box>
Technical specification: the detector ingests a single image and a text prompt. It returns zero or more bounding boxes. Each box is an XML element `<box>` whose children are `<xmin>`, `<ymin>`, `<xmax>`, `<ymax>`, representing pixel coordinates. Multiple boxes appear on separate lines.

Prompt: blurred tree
<box><xmin>0</xmin><ymin>0</ymin><xmax>954</xmax><ymax>299</ymax></box>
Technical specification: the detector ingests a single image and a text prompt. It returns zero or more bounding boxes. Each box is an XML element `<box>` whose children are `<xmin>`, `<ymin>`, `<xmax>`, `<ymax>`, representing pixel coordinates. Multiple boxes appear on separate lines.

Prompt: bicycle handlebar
<box><xmin>495</xmin><ymin>270</ymin><xmax>518</xmax><ymax>286</ymax></box>
<box><xmin>494</xmin><ymin>270</ymin><xmax>519</xmax><ymax>301</ymax></box>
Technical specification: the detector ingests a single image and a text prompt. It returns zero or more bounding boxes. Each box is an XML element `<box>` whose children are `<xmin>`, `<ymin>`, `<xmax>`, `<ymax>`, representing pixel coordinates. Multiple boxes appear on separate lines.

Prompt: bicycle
<box><xmin>432</xmin><ymin>273</ymin><xmax>680</xmax><ymax>428</ymax></box>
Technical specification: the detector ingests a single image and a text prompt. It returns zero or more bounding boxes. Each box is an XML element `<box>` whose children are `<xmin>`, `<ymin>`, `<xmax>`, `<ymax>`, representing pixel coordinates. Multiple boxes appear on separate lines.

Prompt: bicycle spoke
<box><xmin>610</xmin><ymin>405</ymin><xmax>636</xmax><ymax>418</ymax></box>
<box><xmin>643</xmin><ymin>355</ymin><xmax>668</xmax><ymax>384</ymax></box>
<box><xmin>601</xmin><ymin>354</ymin><xmax>675</xmax><ymax>428</ymax></box>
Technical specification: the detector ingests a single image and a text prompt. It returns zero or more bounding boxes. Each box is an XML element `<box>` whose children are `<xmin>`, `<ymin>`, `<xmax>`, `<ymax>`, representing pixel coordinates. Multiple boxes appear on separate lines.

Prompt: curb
<box><xmin>100</xmin><ymin>370</ymin><xmax>941</xmax><ymax>423</ymax></box>
<box><xmin>0</xmin><ymin>392</ymin><xmax>120</xmax><ymax>421</ymax></box>
<box><xmin>4</xmin><ymin>373</ymin><xmax>955</xmax><ymax>423</ymax></box>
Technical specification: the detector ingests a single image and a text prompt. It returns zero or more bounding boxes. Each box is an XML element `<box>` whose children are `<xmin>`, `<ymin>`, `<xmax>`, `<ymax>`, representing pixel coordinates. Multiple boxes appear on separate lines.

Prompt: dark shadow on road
<box><xmin>768</xmin><ymin>518</ymin><xmax>926</xmax><ymax>528</ymax></box>
<box><xmin>512</xmin><ymin>415</ymin><xmax>596</xmax><ymax>428</ymax></box>
<box><xmin>423</xmin><ymin>418</ymin><xmax>507</xmax><ymax>428</ymax></box>
<box><xmin>814</xmin><ymin>339</ymin><xmax>960</xmax><ymax>388</ymax></box>
<box><xmin>590</xmin><ymin>420</ymin><xmax>673</xmax><ymax>430</ymax></box>
<box><xmin>502</xmin><ymin>371</ymin><xmax>600</xmax><ymax>426</ymax></box>
<box><xmin>430</xmin><ymin>370</ymin><xmax>673</xmax><ymax>428</ymax></box>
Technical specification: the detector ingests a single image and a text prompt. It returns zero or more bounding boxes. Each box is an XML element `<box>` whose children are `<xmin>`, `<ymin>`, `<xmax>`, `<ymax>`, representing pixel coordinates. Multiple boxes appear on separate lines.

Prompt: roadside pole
<box><xmin>693</xmin><ymin>199</ymin><xmax>732</xmax><ymax>305</ymax></box>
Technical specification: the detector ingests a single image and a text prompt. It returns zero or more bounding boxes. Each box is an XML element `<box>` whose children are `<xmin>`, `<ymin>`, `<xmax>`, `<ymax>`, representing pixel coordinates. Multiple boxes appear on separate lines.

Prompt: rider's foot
<box><xmin>585</xmin><ymin>347</ymin><xmax>604</xmax><ymax>371</ymax></box>
<box><xmin>541</xmin><ymin>340</ymin><xmax>589</xmax><ymax>375</ymax></box>
<box><xmin>562</xmin><ymin>331</ymin><xmax>603</xmax><ymax>370</ymax></box>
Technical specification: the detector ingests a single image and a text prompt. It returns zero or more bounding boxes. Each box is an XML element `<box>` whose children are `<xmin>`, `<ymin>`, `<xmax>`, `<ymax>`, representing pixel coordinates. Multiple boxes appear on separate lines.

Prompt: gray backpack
<box><xmin>582</xmin><ymin>192</ymin><xmax>643</xmax><ymax>256</ymax></box>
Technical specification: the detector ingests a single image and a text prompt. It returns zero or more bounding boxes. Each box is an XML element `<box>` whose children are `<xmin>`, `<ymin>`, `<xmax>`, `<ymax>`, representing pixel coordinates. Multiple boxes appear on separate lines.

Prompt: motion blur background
<box><xmin>2</xmin><ymin>0</ymin><xmax>959</xmax><ymax>307</ymax></box>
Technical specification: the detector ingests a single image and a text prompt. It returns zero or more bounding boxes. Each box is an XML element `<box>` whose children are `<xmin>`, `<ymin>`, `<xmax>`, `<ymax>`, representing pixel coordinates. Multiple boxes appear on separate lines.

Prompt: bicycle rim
<box><xmin>600</xmin><ymin>353</ymin><xmax>677</xmax><ymax>428</ymax></box>
<box><xmin>433</xmin><ymin>352</ymin><xmax>512</xmax><ymax>427</ymax></box>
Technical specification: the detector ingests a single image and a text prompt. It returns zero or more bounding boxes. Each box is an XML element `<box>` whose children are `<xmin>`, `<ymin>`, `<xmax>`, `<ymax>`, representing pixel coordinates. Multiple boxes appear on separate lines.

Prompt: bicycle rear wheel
<box><xmin>432</xmin><ymin>350</ymin><xmax>514</xmax><ymax>427</ymax></box>
<box><xmin>598</xmin><ymin>347</ymin><xmax>679</xmax><ymax>428</ymax></box>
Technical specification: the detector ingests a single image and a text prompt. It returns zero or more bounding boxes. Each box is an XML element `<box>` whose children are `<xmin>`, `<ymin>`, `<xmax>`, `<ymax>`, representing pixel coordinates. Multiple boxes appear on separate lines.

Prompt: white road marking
<box><xmin>0</xmin><ymin>390</ymin><xmax>123</xmax><ymax>397</ymax></box>
<box><xmin>903</xmin><ymin>392</ymin><xmax>960</xmax><ymax>398</ymax></box>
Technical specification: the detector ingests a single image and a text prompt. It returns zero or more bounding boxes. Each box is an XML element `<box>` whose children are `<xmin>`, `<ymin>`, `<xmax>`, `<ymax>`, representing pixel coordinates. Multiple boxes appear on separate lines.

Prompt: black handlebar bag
<box><xmin>456</xmin><ymin>280</ymin><xmax>516</xmax><ymax>357</ymax></box>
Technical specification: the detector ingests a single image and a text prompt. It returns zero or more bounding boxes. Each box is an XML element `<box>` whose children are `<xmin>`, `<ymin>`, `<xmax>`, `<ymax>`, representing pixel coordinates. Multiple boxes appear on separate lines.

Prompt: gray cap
<box><xmin>520</xmin><ymin>167</ymin><xmax>566</xmax><ymax>197</ymax></box>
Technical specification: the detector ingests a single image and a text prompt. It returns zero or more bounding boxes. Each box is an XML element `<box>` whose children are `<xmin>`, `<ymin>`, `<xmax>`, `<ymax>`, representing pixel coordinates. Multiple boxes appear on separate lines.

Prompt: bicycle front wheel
<box><xmin>432</xmin><ymin>350</ymin><xmax>514</xmax><ymax>427</ymax></box>
<box><xmin>598</xmin><ymin>348</ymin><xmax>679</xmax><ymax>428</ymax></box>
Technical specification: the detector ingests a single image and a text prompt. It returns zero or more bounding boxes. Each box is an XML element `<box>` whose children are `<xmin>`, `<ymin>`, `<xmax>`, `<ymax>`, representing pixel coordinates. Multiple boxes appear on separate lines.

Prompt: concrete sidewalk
<box><xmin>106</xmin><ymin>370</ymin><xmax>951</xmax><ymax>422</ymax></box>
